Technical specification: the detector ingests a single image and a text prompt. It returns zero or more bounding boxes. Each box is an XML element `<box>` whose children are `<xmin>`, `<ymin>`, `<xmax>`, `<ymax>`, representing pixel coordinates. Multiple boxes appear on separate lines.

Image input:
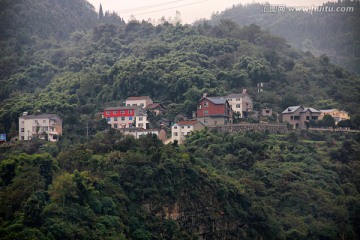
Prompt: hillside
<box><xmin>205</xmin><ymin>1</ymin><xmax>360</xmax><ymax>74</ymax></box>
<box><xmin>1</xmin><ymin>129</ymin><xmax>359</xmax><ymax>239</ymax></box>
<box><xmin>0</xmin><ymin>0</ymin><xmax>360</xmax><ymax>239</ymax></box>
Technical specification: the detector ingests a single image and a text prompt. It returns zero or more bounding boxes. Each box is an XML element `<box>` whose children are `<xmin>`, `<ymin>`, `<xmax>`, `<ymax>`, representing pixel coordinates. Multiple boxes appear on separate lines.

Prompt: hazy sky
<box><xmin>87</xmin><ymin>0</ymin><xmax>333</xmax><ymax>24</ymax></box>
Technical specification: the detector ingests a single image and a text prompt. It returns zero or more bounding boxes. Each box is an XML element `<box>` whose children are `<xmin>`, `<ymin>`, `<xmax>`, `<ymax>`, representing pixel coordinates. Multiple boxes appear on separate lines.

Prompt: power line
<box><xmin>122</xmin><ymin>0</ymin><xmax>213</xmax><ymax>17</ymax></box>
<box><xmin>118</xmin><ymin>0</ymin><xmax>189</xmax><ymax>14</ymax></box>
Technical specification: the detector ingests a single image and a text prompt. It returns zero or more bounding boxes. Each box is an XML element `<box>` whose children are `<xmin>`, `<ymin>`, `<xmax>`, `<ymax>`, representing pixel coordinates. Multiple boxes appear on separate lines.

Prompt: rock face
<box><xmin>208</xmin><ymin>123</ymin><xmax>288</xmax><ymax>134</ymax></box>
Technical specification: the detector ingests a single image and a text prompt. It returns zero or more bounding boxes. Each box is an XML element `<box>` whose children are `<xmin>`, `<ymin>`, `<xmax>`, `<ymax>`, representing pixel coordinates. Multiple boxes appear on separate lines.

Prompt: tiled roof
<box><xmin>145</xmin><ymin>103</ymin><xmax>166</xmax><ymax>110</ymax></box>
<box><xmin>320</xmin><ymin>109</ymin><xmax>338</xmax><ymax>113</ymax></box>
<box><xmin>202</xmin><ymin>97</ymin><xmax>227</xmax><ymax>105</ymax></box>
<box><xmin>176</xmin><ymin>120</ymin><xmax>199</xmax><ymax>126</ymax></box>
<box><xmin>126</xmin><ymin>96</ymin><xmax>151</xmax><ymax>100</ymax></box>
<box><xmin>104</xmin><ymin>106</ymin><xmax>140</xmax><ymax>111</ymax></box>
<box><xmin>20</xmin><ymin>114</ymin><xmax>61</xmax><ymax>120</ymax></box>
<box><xmin>303</xmin><ymin>108</ymin><xmax>320</xmax><ymax>113</ymax></box>
<box><xmin>226</xmin><ymin>93</ymin><xmax>247</xmax><ymax>98</ymax></box>
<box><xmin>282</xmin><ymin>106</ymin><xmax>302</xmax><ymax>114</ymax></box>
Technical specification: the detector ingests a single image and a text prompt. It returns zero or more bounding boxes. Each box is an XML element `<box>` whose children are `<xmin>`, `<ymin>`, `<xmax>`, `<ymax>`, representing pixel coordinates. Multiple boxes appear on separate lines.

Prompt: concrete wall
<box><xmin>208</xmin><ymin>123</ymin><xmax>288</xmax><ymax>134</ymax></box>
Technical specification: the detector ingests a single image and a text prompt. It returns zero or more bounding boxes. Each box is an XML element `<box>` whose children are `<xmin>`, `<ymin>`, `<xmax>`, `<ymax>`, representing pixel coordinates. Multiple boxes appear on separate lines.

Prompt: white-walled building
<box><xmin>226</xmin><ymin>90</ymin><xmax>253</xmax><ymax>118</ymax></box>
<box><xmin>19</xmin><ymin>113</ymin><xmax>62</xmax><ymax>141</ymax></box>
<box><xmin>125</xmin><ymin>96</ymin><xmax>153</xmax><ymax>108</ymax></box>
<box><xmin>171</xmin><ymin>120</ymin><xmax>205</xmax><ymax>144</ymax></box>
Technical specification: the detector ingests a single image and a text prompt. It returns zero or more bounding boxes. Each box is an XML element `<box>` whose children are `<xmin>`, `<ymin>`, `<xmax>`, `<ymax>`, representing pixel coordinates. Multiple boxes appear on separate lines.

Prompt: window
<box><xmin>43</xmin><ymin>120</ymin><xmax>46</xmax><ymax>123</ymax></box>
<box><xmin>114</xmin><ymin>117</ymin><xmax>118</xmax><ymax>121</ymax></box>
<box><xmin>236</xmin><ymin>104</ymin><xmax>240</xmax><ymax>108</ymax></box>
<box><xmin>114</xmin><ymin>124</ymin><xmax>118</xmax><ymax>128</ymax></box>
<box><xmin>181</xmin><ymin>126</ymin><xmax>184</xmax><ymax>129</ymax></box>
<box><xmin>140</xmin><ymin>103</ymin><xmax>144</xmax><ymax>107</ymax></box>
<box><xmin>138</xmin><ymin>123</ymin><xmax>144</xmax><ymax>127</ymax></box>
<box><xmin>106</xmin><ymin>111</ymin><xmax>110</xmax><ymax>115</ymax></box>
<box><xmin>236</xmin><ymin>98</ymin><xmax>240</xmax><ymax>101</ymax></box>
<box><xmin>294</xmin><ymin>116</ymin><xmax>300</xmax><ymax>120</ymax></box>
<box><xmin>127</xmin><ymin>104</ymin><xmax>130</xmax><ymax>106</ymax></box>
<box><xmin>266</xmin><ymin>110</ymin><xmax>270</xmax><ymax>114</ymax></box>
<box><xmin>21</xmin><ymin>128</ymin><xmax>24</xmax><ymax>132</ymax></box>
<box><xmin>227</xmin><ymin>98</ymin><xmax>232</xmax><ymax>101</ymax></box>
<box><xmin>204</xmin><ymin>102</ymin><xmax>208</xmax><ymax>107</ymax></box>
<box><xmin>120</xmin><ymin>111</ymin><xmax>125</xmax><ymax>114</ymax></box>
<box><xmin>187</xmin><ymin>126</ymin><xmax>191</xmax><ymax>128</ymax></box>
<box><xmin>129</xmin><ymin>116</ymin><xmax>133</xmax><ymax>120</ymax></box>
<box><xmin>174</xmin><ymin>126</ymin><xmax>177</xmax><ymax>129</ymax></box>
<box><xmin>306</xmin><ymin>116</ymin><xmax>310</xmax><ymax>120</ymax></box>
<box><xmin>128</xmin><ymin>110</ymin><xmax>132</xmax><ymax>114</ymax></box>
<box><xmin>174</xmin><ymin>132</ymin><xmax>178</xmax><ymax>136</ymax></box>
<box><xmin>121</xmin><ymin>117</ymin><xmax>125</xmax><ymax>121</ymax></box>
<box><xmin>181</xmin><ymin>132</ymin><xmax>185</xmax><ymax>136</ymax></box>
<box><xmin>199</xmin><ymin>104</ymin><xmax>202</xmax><ymax>109</ymax></box>
<box><xmin>204</xmin><ymin>119</ymin><xmax>207</xmax><ymax>123</ymax></box>
<box><xmin>139</xmin><ymin>117</ymin><xmax>143</xmax><ymax>121</ymax></box>
<box><xmin>106</xmin><ymin>117</ymin><xmax>110</xmax><ymax>122</ymax></box>
<box><xmin>204</xmin><ymin>110</ymin><xmax>209</xmax><ymax>115</ymax></box>
<box><xmin>312</xmin><ymin>116</ymin><xmax>318</xmax><ymax>120</ymax></box>
<box><xmin>113</xmin><ymin>111</ymin><xmax>117</xmax><ymax>114</ymax></box>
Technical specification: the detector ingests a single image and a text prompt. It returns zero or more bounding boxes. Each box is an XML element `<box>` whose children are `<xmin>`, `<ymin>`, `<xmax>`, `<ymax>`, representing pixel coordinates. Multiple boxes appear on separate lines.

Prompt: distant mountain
<box><xmin>0</xmin><ymin>0</ymin><xmax>97</xmax><ymax>41</ymax></box>
<box><xmin>201</xmin><ymin>1</ymin><xmax>360</xmax><ymax>74</ymax></box>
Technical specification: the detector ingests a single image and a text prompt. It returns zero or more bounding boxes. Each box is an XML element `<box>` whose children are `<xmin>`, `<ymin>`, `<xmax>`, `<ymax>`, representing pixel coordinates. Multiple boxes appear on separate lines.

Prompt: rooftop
<box><xmin>201</xmin><ymin>97</ymin><xmax>227</xmax><ymax>105</ymax></box>
<box><xmin>20</xmin><ymin>114</ymin><xmax>62</xmax><ymax>120</ymax></box>
<box><xmin>126</xmin><ymin>96</ymin><xmax>151</xmax><ymax>100</ymax></box>
<box><xmin>104</xmin><ymin>106</ymin><xmax>140</xmax><ymax>111</ymax></box>
<box><xmin>282</xmin><ymin>106</ymin><xmax>302</xmax><ymax>114</ymax></box>
<box><xmin>175</xmin><ymin>120</ymin><xmax>199</xmax><ymax>126</ymax></box>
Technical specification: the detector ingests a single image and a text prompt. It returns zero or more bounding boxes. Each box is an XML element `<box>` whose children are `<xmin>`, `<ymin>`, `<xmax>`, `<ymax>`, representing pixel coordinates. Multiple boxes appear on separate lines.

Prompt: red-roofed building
<box><xmin>171</xmin><ymin>120</ymin><xmax>205</xmax><ymax>144</ymax></box>
<box><xmin>196</xmin><ymin>94</ymin><xmax>232</xmax><ymax>126</ymax></box>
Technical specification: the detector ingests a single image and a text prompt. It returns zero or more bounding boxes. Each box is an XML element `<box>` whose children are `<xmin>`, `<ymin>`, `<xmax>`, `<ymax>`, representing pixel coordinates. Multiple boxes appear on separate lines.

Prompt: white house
<box><xmin>19</xmin><ymin>113</ymin><xmax>62</xmax><ymax>141</ymax></box>
<box><xmin>226</xmin><ymin>90</ymin><xmax>253</xmax><ymax>118</ymax></box>
<box><xmin>125</xmin><ymin>96</ymin><xmax>153</xmax><ymax>108</ymax></box>
<box><xmin>171</xmin><ymin>120</ymin><xmax>205</xmax><ymax>144</ymax></box>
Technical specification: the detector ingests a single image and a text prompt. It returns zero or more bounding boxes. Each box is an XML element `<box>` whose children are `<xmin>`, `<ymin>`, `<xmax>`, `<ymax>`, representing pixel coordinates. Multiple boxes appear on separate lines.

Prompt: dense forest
<box><xmin>1</xmin><ymin>129</ymin><xmax>360</xmax><ymax>239</ymax></box>
<box><xmin>0</xmin><ymin>0</ymin><xmax>360</xmax><ymax>239</ymax></box>
<box><xmin>206</xmin><ymin>0</ymin><xmax>360</xmax><ymax>74</ymax></box>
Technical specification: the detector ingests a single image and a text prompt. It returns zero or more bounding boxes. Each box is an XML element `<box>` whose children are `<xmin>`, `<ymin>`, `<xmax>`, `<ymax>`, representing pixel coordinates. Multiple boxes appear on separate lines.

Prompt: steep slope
<box><xmin>0</xmin><ymin>0</ymin><xmax>97</xmax><ymax>41</ymax></box>
<box><xmin>205</xmin><ymin>1</ymin><xmax>360</xmax><ymax>74</ymax></box>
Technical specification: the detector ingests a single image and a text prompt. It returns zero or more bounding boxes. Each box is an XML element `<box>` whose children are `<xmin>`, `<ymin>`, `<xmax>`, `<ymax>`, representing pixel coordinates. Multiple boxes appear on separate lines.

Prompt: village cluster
<box><xmin>17</xmin><ymin>90</ymin><xmax>350</xmax><ymax>144</ymax></box>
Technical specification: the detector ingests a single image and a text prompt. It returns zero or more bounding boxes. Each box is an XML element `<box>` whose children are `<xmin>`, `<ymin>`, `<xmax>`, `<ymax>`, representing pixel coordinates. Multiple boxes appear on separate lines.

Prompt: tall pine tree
<box><xmin>99</xmin><ymin>4</ymin><xmax>104</xmax><ymax>20</ymax></box>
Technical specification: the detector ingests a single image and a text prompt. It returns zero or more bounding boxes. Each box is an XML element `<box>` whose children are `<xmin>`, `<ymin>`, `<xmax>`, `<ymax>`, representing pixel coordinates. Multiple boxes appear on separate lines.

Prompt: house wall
<box><xmin>126</xmin><ymin>98</ymin><xmax>153</xmax><ymax>108</ymax></box>
<box><xmin>282</xmin><ymin>107</ymin><xmax>303</xmax><ymax>129</ymax></box>
<box><xmin>135</xmin><ymin>116</ymin><xmax>148</xmax><ymax>129</ymax></box>
<box><xmin>19</xmin><ymin>116</ymin><xmax>62</xmax><ymax>141</ymax></box>
<box><xmin>197</xmin><ymin>116</ymin><xmax>229</xmax><ymax>126</ymax></box>
<box><xmin>197</xmin><ymin>100</ymin><xmax>229</xmax><ymax>117</ymax></box>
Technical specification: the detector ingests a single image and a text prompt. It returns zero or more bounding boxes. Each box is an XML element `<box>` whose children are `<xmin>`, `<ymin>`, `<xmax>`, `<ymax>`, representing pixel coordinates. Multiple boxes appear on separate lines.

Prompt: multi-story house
<box><xmin>282</xmin><ymin>106</ymin><xmax>321</xmax><ymax>129</ymax></box>
<box><xmin>103</xmin><ymin>106</ymin><xmax>148</xmax><ymax>129</ymax></box>
<box><xmin>125</xmin><ymin>96</ymin><xmax>153</xmax><ymax>108</ymax></box>
<box><xmin>196</xmin><ymin>94</ymin><xmax>232</xmax><ymax>126</ymax></box>
<box><xmin>171</xmin><ymin>120</ymin><xmax>205</xmax><ymax>144</ymax></box>
<box><xmin>19</xmin><ymin>113</ymin><xmax>62</xmax><ymax>141</ymax></box>
<box><xmin>319</xmin><ymin>109</ymin><xmax>350</xmax><ymax>125</ymax></box>
<box><xmin>226</xmin><ymin>89</ymin><xmax>253</xmax><ymax>118</ymax></box>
